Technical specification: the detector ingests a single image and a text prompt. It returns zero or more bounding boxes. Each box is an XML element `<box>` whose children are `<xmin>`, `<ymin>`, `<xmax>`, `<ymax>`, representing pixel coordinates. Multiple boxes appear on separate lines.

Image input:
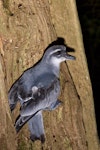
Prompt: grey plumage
<box><xmin>8</xmin><ymin>45</ymin><xmax>75</xmax><ymax>143</ymax></box>
<box><xmin>28</xmin><ymin>111</ymin><xmax>45</xmax><ymax>143</ymax></box>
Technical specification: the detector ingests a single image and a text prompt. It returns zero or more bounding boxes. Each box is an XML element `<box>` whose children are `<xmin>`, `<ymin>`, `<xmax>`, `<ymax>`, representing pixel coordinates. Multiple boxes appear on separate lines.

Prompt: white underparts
<box><xmin>51</xmin><ymin>56</ymin><xmax>66</xmax><ymax>68</ymax></box>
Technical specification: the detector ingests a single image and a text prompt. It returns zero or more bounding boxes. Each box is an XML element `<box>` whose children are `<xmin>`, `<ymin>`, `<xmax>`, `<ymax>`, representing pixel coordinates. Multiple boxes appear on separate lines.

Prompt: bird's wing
<box><xmin>15</xmin><ymin>112</ymin><xmax>37</xmax><ymax>133</ymax></box>
<box><xmin>20</xmin><ymin>74</ymin><xmax>60</xmax><ymax>117</ymax></box>
<box><xmin>8</xmin><ymin>81</ymin><xmax>19</xmax><ymax>111</ymax></box>
<box><xmin>28</xmin><ymin>111</ymin><xmax>45</xmax><ymax>143</ymax></box>
<box><xmin>45</xmin><ymin>99</ymin><xmax>62</xmax><ymax>110</ymax></box>
<box><xmin>15</xmin><ymin>74</ymin><xmax>60</xmax><ymax>132</ymax></box>
<box><xmin>15</xmin><ymin>100</ymin><xmax>62</xmax><ymax>133</ymax></box>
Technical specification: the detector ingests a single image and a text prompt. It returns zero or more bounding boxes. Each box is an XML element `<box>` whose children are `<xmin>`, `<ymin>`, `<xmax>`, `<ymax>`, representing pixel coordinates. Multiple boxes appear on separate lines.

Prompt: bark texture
<box><xmin>0</xmin><ymin>0</ymin><xmax>99</xmax><ymax>150</ymax></box>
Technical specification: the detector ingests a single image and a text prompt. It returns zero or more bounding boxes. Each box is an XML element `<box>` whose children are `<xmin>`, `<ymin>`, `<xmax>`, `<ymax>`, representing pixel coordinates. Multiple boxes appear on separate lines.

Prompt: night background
<box><xmin>76</xmin><ymin>0</ymin><xmax>100</xmax><ymax>139</ymax></box>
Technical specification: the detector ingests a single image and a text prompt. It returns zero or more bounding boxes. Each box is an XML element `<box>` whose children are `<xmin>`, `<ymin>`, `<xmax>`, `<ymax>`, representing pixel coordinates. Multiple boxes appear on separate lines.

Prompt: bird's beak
<box><xmin>65</xmin><ymin>53</ymin><xmax>76</xmax><ymax>60</ymax></box>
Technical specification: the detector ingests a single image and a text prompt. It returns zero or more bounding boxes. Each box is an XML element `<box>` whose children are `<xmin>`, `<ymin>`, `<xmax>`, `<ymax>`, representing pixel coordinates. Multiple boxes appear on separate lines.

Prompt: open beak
<box><xmin>65</xmin><ymin>53</ymin><xmax>76</xmax><ymax>60</ymax></box>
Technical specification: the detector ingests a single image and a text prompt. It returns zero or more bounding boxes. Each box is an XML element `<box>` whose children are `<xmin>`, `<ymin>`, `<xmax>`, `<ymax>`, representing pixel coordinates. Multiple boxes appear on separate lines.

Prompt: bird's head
<box><xmin>43</xmin><ymin>45</ymin><xmax>75</xmax><ymax>67</ymax></box>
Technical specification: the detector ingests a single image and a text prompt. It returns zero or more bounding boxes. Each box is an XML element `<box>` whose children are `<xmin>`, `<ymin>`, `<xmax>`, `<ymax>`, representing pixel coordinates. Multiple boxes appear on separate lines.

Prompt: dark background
<box><xmin>76</xmin><ymin>0</ymin><xmax>100</xmax><ymax>139</ymax></box>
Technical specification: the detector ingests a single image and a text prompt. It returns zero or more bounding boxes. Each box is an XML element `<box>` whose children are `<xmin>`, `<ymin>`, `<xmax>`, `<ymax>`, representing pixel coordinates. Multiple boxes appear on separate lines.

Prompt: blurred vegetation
<box><xmin>76</xmin><ymin>0</ymin><xmax>100</xmax><ymax>139</ymax></box>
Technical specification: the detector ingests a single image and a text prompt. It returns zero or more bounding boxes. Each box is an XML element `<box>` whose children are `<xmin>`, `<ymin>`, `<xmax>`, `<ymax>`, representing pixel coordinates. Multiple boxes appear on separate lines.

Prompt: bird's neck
<box><xmin>50</xmin><ymin>59</ymin><xmax>61</xmax><ymax>77</ymax></box>
<box><xmin>52</xmin><ymin>66</ymin><xmax>60</xmax><ymax>77</ymax></box>
<box><xmin>41</xmin><ymin>59</ymin><xmax>60</xmax><ymax>77</ymax></box>
<box><xmin>48</xmin><ymin>63</ymin><xmax>60</xmax><ymax>77</ymax></box>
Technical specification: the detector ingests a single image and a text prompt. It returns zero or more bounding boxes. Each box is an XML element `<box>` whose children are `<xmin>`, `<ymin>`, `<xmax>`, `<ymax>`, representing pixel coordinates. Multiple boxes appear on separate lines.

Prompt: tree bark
<box><xmin>0</xmin><ymin>0</ymin><xmax>99</xmax><ymax>150</ymax></box>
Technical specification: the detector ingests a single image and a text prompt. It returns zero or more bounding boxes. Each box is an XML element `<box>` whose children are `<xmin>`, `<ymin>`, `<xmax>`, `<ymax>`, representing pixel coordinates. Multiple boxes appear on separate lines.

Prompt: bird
<box><xmin>8</xmin><ymin>45</ymin><xmax>75</xmax><ymax>143</ymax></box>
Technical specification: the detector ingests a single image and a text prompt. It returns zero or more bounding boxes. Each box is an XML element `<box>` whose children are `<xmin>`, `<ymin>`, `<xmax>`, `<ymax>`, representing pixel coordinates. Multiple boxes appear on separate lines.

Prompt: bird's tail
<box><xmin>15</xmin><ymin>111</ymin><xmax>45</xmax><ymax>143</ymax></box>
<box><xmin>28</xmin><ymin>111</ymin><xmax>45</xmax><ymax>143</ymax></box>
<box><xmin>8</xmin><ymin>81</ymin><xmax>18</xmax><ymax>111</ymax></box>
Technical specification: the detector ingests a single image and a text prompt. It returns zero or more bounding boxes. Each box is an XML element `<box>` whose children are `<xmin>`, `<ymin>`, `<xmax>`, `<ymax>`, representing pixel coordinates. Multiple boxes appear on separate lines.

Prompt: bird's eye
<box><xmin>55</xmin><ymin>51</ymin><xmax>62</xmax><ymax>55</ymax></box>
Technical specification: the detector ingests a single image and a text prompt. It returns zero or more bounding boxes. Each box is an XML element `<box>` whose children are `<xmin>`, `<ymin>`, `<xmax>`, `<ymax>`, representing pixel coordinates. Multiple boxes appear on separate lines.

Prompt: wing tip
<box><xmin>14</xmin><ymin>115</ymin><xmax>22</xmax><ymax>133</ymax></box>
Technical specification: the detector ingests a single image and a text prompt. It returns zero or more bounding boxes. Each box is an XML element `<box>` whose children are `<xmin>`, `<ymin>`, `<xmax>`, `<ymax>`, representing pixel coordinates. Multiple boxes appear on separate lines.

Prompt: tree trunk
<box><xmin>0</xmin><ymin>0</ymin><xmax>99</xmax><ymax>150</ymax></box>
